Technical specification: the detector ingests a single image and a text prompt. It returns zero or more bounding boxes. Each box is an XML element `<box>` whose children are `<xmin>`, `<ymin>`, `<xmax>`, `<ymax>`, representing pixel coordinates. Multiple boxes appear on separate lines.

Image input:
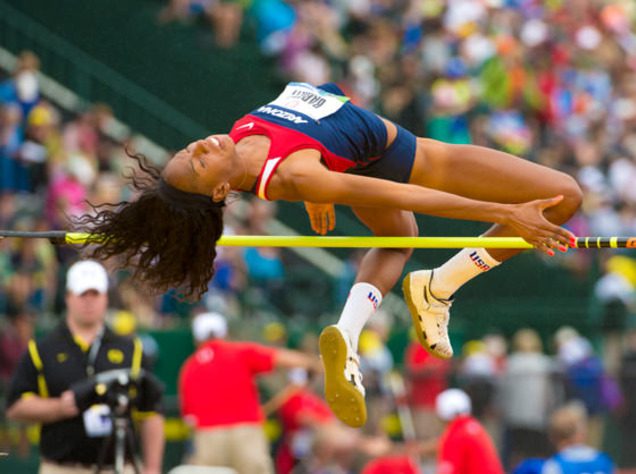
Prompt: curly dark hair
<box><xmin>73</xmin><ymin>152</ymin><xmax>224</xmax><ymax>300</ymax></box>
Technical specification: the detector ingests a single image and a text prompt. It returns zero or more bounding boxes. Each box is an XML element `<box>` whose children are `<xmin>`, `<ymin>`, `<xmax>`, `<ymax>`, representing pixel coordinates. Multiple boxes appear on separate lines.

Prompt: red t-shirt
<box><xmin>179</xmin><ymin>339</ymin><xmax>276</xmax><ymax>428</ymax></box>
<box><xmin>362</xmin><ymin>455</ymin><xmax>421</xmax><ymax>474</ymax></box>
<box><xmin>405</xmin><ymin>342</ymin><xmax>451</xmax><ymax>408</ymax></box>
<box><xmin>275</xmin><ymin>388</ymin><xmax>334</xmax><ymax>474</ymax></box>
<box><xmin>278</xmin><ymin>388</ymin><xmax>334</xmax><ymax>433</ymax></box>
<box><xmin>438</xmin><ymin>416</ymin><xmax>504</xmax><ymax>474</ymax></box>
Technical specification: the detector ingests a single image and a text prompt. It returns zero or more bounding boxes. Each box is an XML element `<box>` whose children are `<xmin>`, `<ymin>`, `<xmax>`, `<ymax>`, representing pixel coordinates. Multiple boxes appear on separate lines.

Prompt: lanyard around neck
<box><xmin>86</xmin><ymin>329</ymin><xmax>104</xmax><ymax>377</ymax></box>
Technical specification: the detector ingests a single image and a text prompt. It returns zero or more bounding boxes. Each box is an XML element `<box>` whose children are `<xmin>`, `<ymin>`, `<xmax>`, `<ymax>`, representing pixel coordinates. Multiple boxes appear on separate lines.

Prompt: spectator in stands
<box><xmin>20</xmin><ymin>101</ymin><xmax>56</xmax><ymax>193</ymax></box>
<box><xmin>178</xmin><ymin>311</ymin><xmax>320</xmax><ymax>474</ymax></box>
<box><xmin>5</xmin><ymin>260</ymin><xmax>165</xmax><ymax>474</ymax></box>
<box><xmin>435</xmin><ymin>388</ymin><xmax>505</xmax><ymax>474</ymax></box>
<box><xmin>46</xmin><ymin>156</ymin><xmax>92</xmax><ymax>230</ymax></box>
<box><xmin>499</xmin><ymin>328</ymin><xmax>556</xmax><ymax>470</ymax></box>
<box><xmin>209</xmin><ymin>0</ymin><xmax>244</xmax><ymax>49</ymax></box>
<box><xmin>557</xmin><ymin>335</ymin><xmax>611</xmax><ymax>448</ymax></box>
<box><xmin>426</xmin><ymin>57</ymin><xmax>475</xmax><ymax>145</ymax></box>
<box><xmin>0</xmin><ymin>303</ymin><xmax>33</xmax><ymax>391</ymax></box>
<box><xmin>0</xmin><ymin>50</ymin><xmax>40</xmax><ymax>120</ymax></box>
<box><xmin>263</xmin><ymin>368</ymin><xmax>334</xmax><ymax>474</ymax></box>
<box><xmin>0</xmin><ymin>303</ymin><xmax>33</xmax><ymax>457</ymax></box>
<box><xmin>457</xmin><ymin>339</ymin><xmax>499</xmax><ymax>438</ymax></box>
<box><xmin>248</xmin><ymin>0</ymin><xmax>297</xmax><ymax>55</ymax></box>
<box><xmin>0</xmin><ymin>103</ymin><xmax>26</xmax><ymax>195</ymax></box>
<box><xmin>541</xmin><ymin>402</ymin><xmax>615</xmax><ymax>474</ymax></box>
<box><xmin>361</xmin><ymin>455</ymin><xmax>421</xmax><ymax>474</ymax></box>
<box><xmin>63</xmin><ymin>105</ymin><xmax>112</xmax><ymax>164</ymax></box>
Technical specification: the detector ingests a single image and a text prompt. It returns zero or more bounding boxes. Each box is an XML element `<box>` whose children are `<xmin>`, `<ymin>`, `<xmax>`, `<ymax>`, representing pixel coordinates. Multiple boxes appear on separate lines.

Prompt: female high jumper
<box><xmin>76</xmin><ymin>82</ymin><xmax>581</xmax><ymax>427</ymax></box>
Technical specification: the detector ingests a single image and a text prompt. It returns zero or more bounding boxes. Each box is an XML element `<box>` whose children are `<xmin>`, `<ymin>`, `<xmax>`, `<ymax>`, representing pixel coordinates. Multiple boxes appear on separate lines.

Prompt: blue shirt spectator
<box><xmin>542</xmin><ymin>446</ymin><xmax>614</xmax><ymax>474</ymax></box>
<box><xmin>512</xmin><ymin>458</ymin><xmax>545</xmax><ymax>474</ymax></box>
<box><xmin>541</xmin><ymin>402</ymin><xmax>615</xmax><ymax>474</ymax></box>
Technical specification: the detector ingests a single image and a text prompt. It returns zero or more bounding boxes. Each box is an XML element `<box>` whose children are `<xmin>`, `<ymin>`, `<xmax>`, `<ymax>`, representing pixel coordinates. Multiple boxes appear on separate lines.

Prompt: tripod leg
<box><xmin>124</xmin><ymin>420</ymin><xmax>142</xmax><ymax>474</ymax></box>
<box><xmin>95</xmin><ymin>430</ymin><xmax>114</xmax><ymax>474</ymax></box>
<box><xmin>115</xmin><ymin>418</ymin><xmax>127</xmax><ymax>474</ymax></box>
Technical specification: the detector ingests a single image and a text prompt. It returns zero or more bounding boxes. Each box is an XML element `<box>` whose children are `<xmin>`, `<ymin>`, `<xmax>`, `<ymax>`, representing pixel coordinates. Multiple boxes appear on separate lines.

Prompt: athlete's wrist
<box><xmin>496</xmin><ymin>203</ymin><xmax>514</xmax><ymax>226</ymax></box>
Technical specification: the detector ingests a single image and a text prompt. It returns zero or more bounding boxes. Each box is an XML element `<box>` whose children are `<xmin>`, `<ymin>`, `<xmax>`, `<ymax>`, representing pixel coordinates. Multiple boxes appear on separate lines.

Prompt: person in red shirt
<box><xmin>268</xmin><ymin>368</ymin><xmax>399</xmax><ymax>474</ymax></box>
<box><xmin>268</xmin><ymin>368</ymin><xmax>335</xmax><ymax>474</ymax></box>
<box><xmin>362</xmin><ymin>455</ymin><xmax>421</xmax><ymax>474</ymax></box>
<box><xmin>436</xmin><ymin>388</ymin><xmax>504</xmax><ymax>474</ymax></box>
<box><xmin>178</xmin><ymin>312</ymin><xmax>319</xmax><ymax>474</ymax></box>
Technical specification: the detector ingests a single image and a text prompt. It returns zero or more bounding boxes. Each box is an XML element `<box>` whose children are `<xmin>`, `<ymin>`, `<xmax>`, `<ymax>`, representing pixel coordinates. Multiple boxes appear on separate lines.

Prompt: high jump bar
<box><xmin>0</xmin><ymin>231</ymin><xmax>635</xmax><ymax>249</ymax></box>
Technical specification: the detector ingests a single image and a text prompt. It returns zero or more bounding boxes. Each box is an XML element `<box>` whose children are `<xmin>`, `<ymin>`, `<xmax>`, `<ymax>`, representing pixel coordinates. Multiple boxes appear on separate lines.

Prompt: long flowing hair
<box><xmin>73</xmin><ymin>152</ymin><xmax>223</xmax><ymax>300</ymax></box>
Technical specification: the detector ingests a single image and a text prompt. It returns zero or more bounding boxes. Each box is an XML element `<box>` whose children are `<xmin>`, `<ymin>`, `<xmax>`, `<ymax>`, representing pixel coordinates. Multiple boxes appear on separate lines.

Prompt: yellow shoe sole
<box><xmin>319</xmin><ymin>326</ymin><xmax>367</xmax><ymax>428</ymax></box>
<box><xmin>402</xmin><ymin>273</ymin><xmax>451</xmax><ymax>360</ymax></box>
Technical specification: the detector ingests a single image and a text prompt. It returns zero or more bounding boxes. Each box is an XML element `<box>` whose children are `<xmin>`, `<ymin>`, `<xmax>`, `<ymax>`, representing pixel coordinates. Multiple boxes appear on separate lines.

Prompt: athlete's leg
<box><xmin>320</xmin><ymin>207</ymin><xmax>417</xmax><ymax>428</ymax></box>
<box><xmin>351</xmin><ymin>208</ymin><xmax>418</xmax><ymax>289</ymax></box>
<box><xmin>404</xmin><ymin>139</ymin><xmax>582</xmax><ymax>358</ymax></box>
<box><xmin>338</xmin><ymin>206</ymin><xmax>418</xmax><ymax>346</ymax></box>
<box><xmin>409</xmin><ymin>138</ymin><xmax>583</xmax><ymax>262</ymax></box>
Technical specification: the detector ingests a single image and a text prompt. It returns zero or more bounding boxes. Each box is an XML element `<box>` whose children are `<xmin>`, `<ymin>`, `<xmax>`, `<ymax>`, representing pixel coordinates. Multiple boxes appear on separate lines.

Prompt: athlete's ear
<box><xmin>212</xmin><ymin>182</ymin><xmax>230</xmax><ymax>202</ymax></box>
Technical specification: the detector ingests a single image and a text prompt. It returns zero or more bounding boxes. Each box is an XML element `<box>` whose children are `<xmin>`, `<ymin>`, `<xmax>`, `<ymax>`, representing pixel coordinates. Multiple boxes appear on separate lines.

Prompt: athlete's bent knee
<box><xmin>400</xmin><ymin>217</ymin><xmax>419</xmax><ymax>260</ymax></box>
<box><xmin>552</xmin><ymin>173</ymin><xmax>583</xmax><ymax>223</ymax></box>
<box><xmin>383</xmin><ymin>219</ymin><xmax>418</xmax><ymax>261</ymax></box>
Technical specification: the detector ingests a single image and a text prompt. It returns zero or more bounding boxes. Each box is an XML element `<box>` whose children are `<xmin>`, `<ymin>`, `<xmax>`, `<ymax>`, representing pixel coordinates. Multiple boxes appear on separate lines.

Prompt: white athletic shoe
<box><xmin>402</xmin><ymin>270</ymin><xmax>454</xmax><ymax>359</ymax></box>
<box><xmin>319</xmin><ymin>325</ymin><xmax>366</xmax><ymax>428</ymax></box>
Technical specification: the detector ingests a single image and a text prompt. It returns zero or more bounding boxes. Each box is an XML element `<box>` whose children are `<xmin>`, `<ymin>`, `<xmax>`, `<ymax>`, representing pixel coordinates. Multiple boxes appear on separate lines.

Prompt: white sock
<box><xmin>427</xmin><ymin>248</ymin><xmax>501</xmax><ymax>299</ymax></box>
<box><xmin>336</xmin><ymin>282</ymin><xmax>383</xmax><ymax>351</ymax></box>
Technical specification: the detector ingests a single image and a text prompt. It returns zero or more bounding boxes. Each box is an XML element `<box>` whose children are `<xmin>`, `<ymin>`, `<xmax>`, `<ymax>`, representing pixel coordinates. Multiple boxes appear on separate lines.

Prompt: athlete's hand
<box><xmin>505</xmin><ymin>195</ymin><xmax>575</xmax><ymax>256</ymax></box>
<box><xmin>304</xmin><ymin>202</ymin><xmax>336</xmax><ymax>235</ymax></box>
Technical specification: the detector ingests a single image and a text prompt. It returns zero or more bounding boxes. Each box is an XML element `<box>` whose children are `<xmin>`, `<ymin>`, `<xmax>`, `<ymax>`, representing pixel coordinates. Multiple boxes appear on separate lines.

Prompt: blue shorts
<box><xmin>346</xmin><ymin>123</ymin><xmax>417</xmax><ymax>183</ymax></box>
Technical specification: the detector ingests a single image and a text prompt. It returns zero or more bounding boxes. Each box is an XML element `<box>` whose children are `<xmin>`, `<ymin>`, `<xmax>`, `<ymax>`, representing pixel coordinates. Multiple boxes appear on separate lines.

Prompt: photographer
<box><xmin>5</xmin><ymin>260</ymin><xmax>164</xmax><ymax>474</ymax></box>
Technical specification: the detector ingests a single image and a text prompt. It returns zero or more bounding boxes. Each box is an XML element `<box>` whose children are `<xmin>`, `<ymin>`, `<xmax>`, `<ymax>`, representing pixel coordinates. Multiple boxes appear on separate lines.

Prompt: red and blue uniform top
<box><xmin>229</xmin><ymin>82</ymin><xmax>392</xmax><ymax>200</ymax></box>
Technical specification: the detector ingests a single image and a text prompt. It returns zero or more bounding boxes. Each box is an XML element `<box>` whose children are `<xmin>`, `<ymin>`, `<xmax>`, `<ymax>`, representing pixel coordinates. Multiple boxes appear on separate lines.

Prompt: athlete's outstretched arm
<box><xmin>287</xmin><ymin>165</ymin><xmax>573</xmax><ymax>252</ymax></box>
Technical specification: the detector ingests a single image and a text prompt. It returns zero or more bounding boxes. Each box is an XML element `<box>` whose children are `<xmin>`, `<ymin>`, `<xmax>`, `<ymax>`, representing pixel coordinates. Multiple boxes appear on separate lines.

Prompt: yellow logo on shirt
<box><xmin>56</xmin><ymin>352</ymin><xmax>68</xmax><ymax>363</ymax></box>
<box><xmin>107</xmin><ymin>349</ymin><xmax>124</xmax><ymax>364</ymax></box>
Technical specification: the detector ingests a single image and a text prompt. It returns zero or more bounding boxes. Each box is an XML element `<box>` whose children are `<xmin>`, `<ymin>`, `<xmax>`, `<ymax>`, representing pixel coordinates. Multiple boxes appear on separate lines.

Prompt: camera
<box><xmin>70</xmin><ymin>368</ymin><xmax>163</xmax><ymax>415</ymax></box>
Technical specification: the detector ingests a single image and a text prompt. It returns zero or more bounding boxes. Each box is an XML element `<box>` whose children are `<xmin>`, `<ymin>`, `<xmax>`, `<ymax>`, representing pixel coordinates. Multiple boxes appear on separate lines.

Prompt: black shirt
<box><xmin>7</xmin><ymin>322</ymin><xmax>162</xmax><ymax>465</ymax></box>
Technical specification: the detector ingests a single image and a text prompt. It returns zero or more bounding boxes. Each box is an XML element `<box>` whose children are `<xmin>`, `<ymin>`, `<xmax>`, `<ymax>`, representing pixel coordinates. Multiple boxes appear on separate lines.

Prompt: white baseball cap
<box><xmin>192</xmin><ymin>312</ymin><xmax>227</xmax><ymax>342</ymax></box>
<box><xmin>66</xmin><ymin>260</ymin><xmax>109</xmax><ymax>295</ymax></box>
<box><xmin>436</xmin><ymin>388</ymin><xmax>472</xmax><ymax>421</ymax></box>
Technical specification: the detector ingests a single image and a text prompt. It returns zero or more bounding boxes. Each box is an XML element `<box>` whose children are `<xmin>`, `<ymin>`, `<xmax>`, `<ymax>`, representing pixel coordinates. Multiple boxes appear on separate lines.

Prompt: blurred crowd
<box><xmin>175</xmin><ymin>310</ymin><xmax>636</xmax><ymax>473</ymax></box>
<box><xmin>1</xmin><ymin>0</ymin><xmax>636</xmax><ymax>471</ymax></box>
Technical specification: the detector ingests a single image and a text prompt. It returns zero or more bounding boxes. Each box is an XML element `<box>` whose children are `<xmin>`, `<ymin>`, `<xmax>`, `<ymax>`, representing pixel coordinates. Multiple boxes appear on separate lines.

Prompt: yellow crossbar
<box><xmin>1</xmin><ymin>231</ymin><xmax>634</xmax><ymax>249</ymax></box>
